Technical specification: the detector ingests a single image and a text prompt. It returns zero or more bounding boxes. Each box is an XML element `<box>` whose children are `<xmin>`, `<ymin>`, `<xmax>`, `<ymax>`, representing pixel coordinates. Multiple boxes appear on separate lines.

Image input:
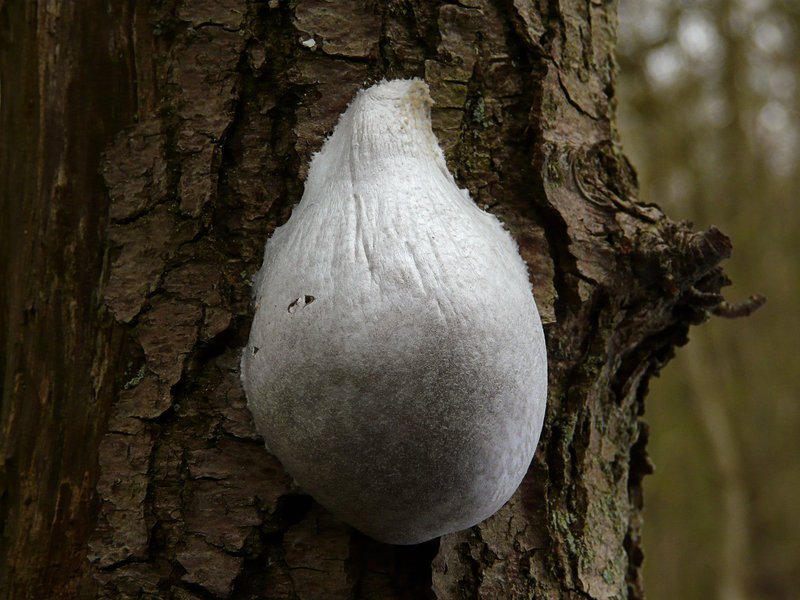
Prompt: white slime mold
<box><xmin>241</xmin><ymin>79</ymin><xmax>547</xmax><ymax>545</ymax></box>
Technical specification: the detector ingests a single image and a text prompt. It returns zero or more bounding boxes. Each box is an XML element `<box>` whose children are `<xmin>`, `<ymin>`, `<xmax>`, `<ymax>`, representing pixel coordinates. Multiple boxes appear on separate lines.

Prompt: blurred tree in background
<box><xmin>616</xmin><ymin>1</ymin><xmax>800</xmax><ymax>599</ymax></box>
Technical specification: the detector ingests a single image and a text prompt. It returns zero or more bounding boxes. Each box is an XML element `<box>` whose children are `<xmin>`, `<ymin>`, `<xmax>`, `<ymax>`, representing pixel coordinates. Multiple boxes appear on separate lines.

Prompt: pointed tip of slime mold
<box><xmin>358</xmin><ymin>78</ymin><xmax>434</xmax><ymax>109</ymax></box>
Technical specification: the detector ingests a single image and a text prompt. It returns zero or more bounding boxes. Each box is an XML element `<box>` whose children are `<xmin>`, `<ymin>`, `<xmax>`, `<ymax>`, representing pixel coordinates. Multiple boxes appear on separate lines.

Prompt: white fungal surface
<box><xmin>241</xmin><ymin>79</ymin><xmax>547</xmax><ymax>545</ymax></box>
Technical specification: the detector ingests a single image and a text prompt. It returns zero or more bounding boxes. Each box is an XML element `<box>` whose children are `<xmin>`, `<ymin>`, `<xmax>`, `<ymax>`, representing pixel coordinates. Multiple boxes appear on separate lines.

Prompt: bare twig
<box><xmin>711</xmin><ymin>294</ymin><xmax>767</xmax><ymax>319</ymax></box>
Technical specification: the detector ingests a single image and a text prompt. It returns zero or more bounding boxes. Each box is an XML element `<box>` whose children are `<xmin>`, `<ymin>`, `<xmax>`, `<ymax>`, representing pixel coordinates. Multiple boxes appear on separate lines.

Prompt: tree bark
<box><xmin>1</xmin><ymin>1</ymin><xmax>733</xmax><ymax>599</ymax></box>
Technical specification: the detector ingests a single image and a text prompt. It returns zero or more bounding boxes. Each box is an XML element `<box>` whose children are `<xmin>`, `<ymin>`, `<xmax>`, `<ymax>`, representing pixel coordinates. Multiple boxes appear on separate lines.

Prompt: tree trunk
<box><xmin>0</xmin><ymin>1</ymin><xmax>735</xmax><ymax>599</ymax></box>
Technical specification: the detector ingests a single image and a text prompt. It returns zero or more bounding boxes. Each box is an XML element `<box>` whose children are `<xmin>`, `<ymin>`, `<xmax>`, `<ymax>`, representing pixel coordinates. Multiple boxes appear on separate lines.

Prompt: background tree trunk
<box><xmin>1</xmin><ymin>1</ymin><xmax>734</xmax><ymax>599</ymax></box>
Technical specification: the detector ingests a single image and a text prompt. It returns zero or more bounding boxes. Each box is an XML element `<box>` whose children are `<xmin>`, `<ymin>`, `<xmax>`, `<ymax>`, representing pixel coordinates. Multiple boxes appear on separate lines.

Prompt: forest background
<box><xmin>616</xmin><ymin>1</ymin><xmax>799</xmax><ymax>599</ymax></box>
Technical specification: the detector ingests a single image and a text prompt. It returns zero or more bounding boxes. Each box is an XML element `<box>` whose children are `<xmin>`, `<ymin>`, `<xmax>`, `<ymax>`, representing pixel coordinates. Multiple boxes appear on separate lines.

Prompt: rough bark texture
<box><xmin>1</xmin><ymin>1</ymin><xmax>733</xmax><ymax>599</ymax></box>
